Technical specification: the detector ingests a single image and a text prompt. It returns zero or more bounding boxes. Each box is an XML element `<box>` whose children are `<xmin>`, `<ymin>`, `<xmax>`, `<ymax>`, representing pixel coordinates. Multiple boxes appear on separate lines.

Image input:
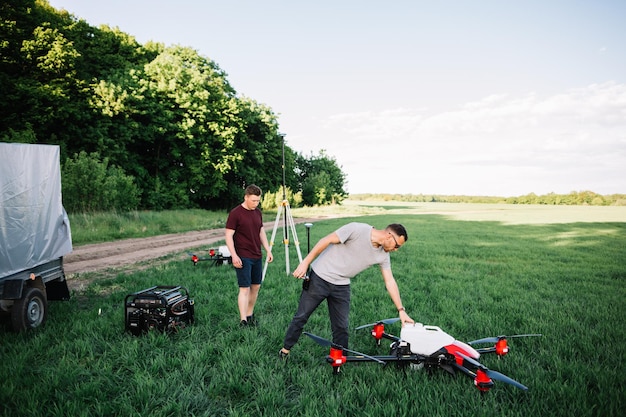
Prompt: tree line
<box><xmin>0</xmin><ymin>0</ymin><xmax>347</xmax><ymax>212</ymax></box>
<box><xmin>350</xmin><ymin>191</ymin><xmax>626</xmax><ymax>206</ymax></box>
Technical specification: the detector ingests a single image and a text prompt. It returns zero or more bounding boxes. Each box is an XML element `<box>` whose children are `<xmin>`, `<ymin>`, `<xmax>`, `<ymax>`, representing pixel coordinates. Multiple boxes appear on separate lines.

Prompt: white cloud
<box><xmin>304</xmin><ymin>82</ymin><xmax>626</xmax><ymax>196</ymax></box>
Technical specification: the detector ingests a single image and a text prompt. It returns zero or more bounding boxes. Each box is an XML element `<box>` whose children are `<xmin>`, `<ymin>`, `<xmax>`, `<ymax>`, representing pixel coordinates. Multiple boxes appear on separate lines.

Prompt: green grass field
<box><xmin>68</xmin><ymin>209</ymin><xmax>233</xmax><ymax>245</ymax></box>
<box><xmin>1</xmin><ymin>204</ymin><xmax>625</xmax><ymax>417</ymax></box>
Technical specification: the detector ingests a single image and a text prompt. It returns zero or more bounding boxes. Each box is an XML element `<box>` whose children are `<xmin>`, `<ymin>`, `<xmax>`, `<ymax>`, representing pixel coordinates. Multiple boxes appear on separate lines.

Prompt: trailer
<box><xmin>0</xmin><ymin>143</ymin><xmax>72</xmax><ymax>332</ymax></box>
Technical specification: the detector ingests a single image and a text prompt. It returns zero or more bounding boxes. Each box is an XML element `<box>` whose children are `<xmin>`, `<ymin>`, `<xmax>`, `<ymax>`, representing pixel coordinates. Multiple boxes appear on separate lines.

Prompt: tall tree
<box><xmin>217</xmin><ymin>97</ymin><xmax>285</xmax><ymax>210</ymax></box>
<box><xmin>296</xmin><ymin>150</ymin><xmax>347</xmax><ymax>206</ymax></box>
<box><xmin>131</xmin><ymin>45</ymin><xmax>239</xmax><ymax>208</ymax></box>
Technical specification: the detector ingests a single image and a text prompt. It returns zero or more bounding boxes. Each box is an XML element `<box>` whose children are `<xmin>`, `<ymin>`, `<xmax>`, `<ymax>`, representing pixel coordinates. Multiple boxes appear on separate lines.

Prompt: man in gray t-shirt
<box><xmin>279</xmin><ymin>222</ymin><xmax>414</xmax><ymax>360</ymax></box>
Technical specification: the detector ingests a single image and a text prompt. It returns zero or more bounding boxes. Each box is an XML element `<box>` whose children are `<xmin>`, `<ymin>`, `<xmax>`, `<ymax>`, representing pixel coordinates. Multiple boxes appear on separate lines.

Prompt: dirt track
<box><xmin>62</xmin><ymin>219</ymin><xmax>320</xmax><ymax>291</ymax></box>
<box><xmin>64</xmin><ymin>229</ymin><xmax>225</xmax><ymax>276</ymax></box>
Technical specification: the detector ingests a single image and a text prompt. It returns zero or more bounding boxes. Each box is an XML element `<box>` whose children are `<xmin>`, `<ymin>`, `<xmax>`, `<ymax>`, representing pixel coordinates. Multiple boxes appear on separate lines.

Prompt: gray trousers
<box><xmin>283</xmin><ymin>270</ymin><xmax>351</xmax><ymax>350</ymax></box>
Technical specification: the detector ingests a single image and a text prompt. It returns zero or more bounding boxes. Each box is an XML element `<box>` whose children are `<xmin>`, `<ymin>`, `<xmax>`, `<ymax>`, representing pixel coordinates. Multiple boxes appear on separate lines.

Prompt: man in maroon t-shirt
<box><xmin>225</xmin><ymin>184</ymin><xmax>273</xmax><ymax>326</ymax></box>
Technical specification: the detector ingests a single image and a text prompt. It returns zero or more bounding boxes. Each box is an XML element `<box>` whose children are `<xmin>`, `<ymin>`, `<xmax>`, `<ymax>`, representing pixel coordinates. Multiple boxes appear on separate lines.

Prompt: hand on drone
<box><xmin>399</xmin><ymin>309</ymin><xmax>414</xmax><ymax>326</ymax></box>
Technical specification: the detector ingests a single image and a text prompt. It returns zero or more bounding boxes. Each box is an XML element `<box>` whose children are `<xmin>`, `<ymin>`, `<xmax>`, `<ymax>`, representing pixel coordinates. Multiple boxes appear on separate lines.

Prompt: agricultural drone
<box><xmin>304</xmin><ymin>318</ymin><xmax>541</xmax><ymax>393</ymax></box>
<box><xmin>187</xmin><ymin>246</ymin><xmax>232</xmax><ymax>267</ymax></box>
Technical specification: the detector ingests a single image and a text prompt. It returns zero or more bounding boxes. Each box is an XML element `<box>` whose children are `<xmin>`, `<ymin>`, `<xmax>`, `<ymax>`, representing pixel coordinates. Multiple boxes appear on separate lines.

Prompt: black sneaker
<box><xmin>240</xmin><ymin>319</ymin><xmax>248</xmax><ymax>327</ymax></box>
<box><xmin>246</xmin><ymin>315</ymin><xmax>258</xmax><ymax>327</ymax></box>
<box><xmin>278</xmin><ymin>349</ymin><xmax>289</xmax><ymax>361</ymax></box>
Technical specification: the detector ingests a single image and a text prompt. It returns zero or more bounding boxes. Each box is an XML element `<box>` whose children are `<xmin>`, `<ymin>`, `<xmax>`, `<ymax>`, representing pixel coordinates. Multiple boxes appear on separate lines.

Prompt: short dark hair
<box><xmin>386</xmin><ymin>223</ymin><xmax>408</xmax><ymax>242</ymax></box>
<box><xmin>245</xmin><ymin>184</ymin><xmax>262</xmax><ymax>196</ymax></box>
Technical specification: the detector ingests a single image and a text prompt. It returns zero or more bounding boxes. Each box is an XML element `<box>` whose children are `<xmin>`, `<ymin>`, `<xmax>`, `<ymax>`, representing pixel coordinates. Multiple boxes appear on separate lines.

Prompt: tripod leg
<box><xmin>282</xmin><ymin>200</ymin><xmax>290</xmax><ymax>275</ymax></box>
<box><xmin>263</xmin><ymin>206</ymin><xmax>283</xmax><ymax>281</ymax></box>
<box><xmin>263</xmin><ymin>200</ymin><xmax>304</xmax><ymax>279</ymax></box>
<box><xmin>285</xmin><ymin>203</ymin><xmax>304</xmax><ymax>263</ymax></box>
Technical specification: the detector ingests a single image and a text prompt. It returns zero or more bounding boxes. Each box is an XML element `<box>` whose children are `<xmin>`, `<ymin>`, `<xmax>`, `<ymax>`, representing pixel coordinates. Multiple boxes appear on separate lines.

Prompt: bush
<box><xmin>62</xmin><ymin>151</ymin><xmax>140</xmax><ymax>212</ymax></box>
<box><xmin>261</xmin><ymin>187</ymin><xmax>303</xmax><ymax>210</ymax></box>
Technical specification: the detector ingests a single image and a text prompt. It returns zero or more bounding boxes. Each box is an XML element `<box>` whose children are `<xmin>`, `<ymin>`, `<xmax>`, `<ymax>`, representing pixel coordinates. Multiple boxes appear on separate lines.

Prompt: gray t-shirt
<box><xmin>311</xmin><ymin>222</ymin><xmax>391</xmax><ymax>286</ymax></box>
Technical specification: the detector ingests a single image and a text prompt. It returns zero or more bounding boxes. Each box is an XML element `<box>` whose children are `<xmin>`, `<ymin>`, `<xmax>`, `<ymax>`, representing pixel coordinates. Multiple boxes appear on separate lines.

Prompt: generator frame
<box><xmin>124</xmin><ymin>285</ymin><xmax>194</xmax><ymax>335</ymax></box>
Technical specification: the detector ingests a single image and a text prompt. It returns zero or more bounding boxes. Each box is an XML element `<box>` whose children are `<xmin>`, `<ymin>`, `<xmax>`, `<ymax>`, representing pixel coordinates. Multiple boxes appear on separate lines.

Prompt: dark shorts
<box><xmin>236</xmin><ymin>257</ymin><xmax>263</xmax><ymax>287</ymax></box>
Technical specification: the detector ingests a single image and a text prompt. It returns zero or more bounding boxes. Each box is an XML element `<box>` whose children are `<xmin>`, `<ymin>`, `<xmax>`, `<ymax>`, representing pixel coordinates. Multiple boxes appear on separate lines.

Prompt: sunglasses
<box><xmin>389</xmin><ymin>233</ymin><xmax>401</xmax><ymax>249</ymax></box>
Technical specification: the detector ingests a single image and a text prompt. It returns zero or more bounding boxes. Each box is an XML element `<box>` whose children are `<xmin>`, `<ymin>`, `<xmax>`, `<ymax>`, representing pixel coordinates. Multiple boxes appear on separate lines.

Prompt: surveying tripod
<box><xmin>262</xmin><ymin>199</ymin><xmax>303</xmax><ymax>280</ymax></box>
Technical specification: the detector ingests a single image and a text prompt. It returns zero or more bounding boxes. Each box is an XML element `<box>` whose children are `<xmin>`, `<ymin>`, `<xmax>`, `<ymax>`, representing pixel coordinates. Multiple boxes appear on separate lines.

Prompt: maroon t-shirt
<box><xmin>225</xmin><ymin>204</ymin><xmax>263</xmax><ymax>259</ymax></box>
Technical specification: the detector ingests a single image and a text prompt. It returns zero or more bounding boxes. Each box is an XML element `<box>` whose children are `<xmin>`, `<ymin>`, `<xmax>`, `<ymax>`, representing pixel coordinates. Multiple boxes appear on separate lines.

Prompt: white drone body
<box><xmin>218</xmin><ymin>245</ymin><xmax>231</xmax><ymax>257</ymax></box>
<box><xmin>399</xmin><ymin>323</ymin><xmax>480</xmax><ymax>359</ymax></box>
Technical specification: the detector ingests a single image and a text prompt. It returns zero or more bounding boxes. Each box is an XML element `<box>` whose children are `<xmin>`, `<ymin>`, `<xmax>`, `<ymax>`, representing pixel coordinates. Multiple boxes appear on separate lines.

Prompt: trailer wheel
<box><xmin>11</xmin><ymin>287</ymin><xmax>48</xmax><ymax>332</ymax></box>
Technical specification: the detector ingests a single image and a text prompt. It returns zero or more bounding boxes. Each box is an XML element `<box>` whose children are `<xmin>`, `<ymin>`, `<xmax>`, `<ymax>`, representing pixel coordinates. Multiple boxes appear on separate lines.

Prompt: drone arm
<box><xmin>381</xmin><ymin>332</ymin><xmax>401</xmax><ymax>343</ymax></box>
<box><xmin>451</xmin><ymin>362</ymin><xmax>477</xmax><ymax>379</ymax></box>
<box><xmin>343</xmin><ymin>353</ymin><xmax>423</xmax><ymax>364</ymax></box>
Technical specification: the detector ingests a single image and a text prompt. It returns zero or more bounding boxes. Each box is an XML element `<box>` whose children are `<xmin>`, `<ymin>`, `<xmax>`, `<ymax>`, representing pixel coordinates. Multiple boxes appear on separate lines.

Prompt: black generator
<box><xmin>124</xmin><ymin>286</ymin><xmax>194</xmax><ymax>335</ymax></box>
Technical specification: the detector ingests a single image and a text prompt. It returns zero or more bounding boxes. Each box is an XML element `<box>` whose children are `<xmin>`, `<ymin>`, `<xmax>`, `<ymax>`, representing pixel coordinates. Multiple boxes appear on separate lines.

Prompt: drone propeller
<box><xmin>354</xmin><ymin>317</ymin><xmax>400</xmax><ymax>330</ymax></box>
<box><xmin>468</xmin><ymin>334</ymin><xmax>542</xmax><ymax>345</ymax></box>
<box><xmin>304</xmin><ymin>332</ymin><xmax>335</xmax><ymax>348</ymax></box>
<box><xmin>303</xmin><ymin>332</ymin><xmax>386</xmax><ymax>364</ymax></box>
<box><xmin>458</xmin><ymin>353</ymin><xmax>528</xmax><ymax>391</ymax></box>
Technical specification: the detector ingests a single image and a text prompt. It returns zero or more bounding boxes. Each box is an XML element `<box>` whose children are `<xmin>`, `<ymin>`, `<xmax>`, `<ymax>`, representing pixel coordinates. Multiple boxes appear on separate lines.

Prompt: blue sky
<box><xmin>48</xmin><ymin>0</ymin><xmax>626</xmax><ymax>196</ymax></box>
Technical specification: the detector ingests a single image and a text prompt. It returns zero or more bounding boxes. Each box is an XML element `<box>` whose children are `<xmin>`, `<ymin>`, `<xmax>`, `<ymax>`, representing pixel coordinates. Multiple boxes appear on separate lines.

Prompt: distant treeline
<box><xmin>350</xmin><ymin>191</ymin><xmax>626</xmax><ymax>206</ymax></box>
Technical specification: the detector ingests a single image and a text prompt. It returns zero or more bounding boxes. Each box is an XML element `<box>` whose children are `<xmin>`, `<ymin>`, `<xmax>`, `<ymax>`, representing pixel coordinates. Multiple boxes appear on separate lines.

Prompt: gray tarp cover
<box><xmin>0</xmin><ymin>143</ymin><xmax>72</xmax><ymax>278</ymax></box>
